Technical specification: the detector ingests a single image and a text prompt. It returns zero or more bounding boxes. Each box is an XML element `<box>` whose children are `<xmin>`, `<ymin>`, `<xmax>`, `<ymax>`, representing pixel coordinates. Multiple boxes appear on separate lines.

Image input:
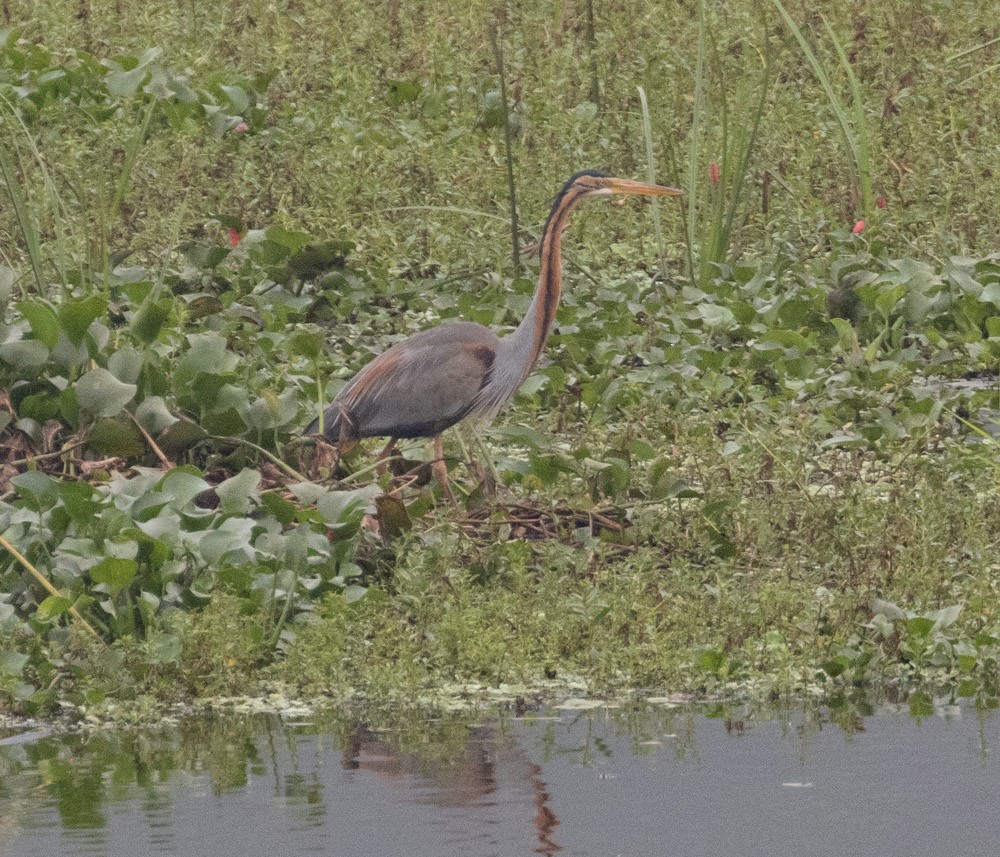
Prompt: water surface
<box><xmin>2</xmin><ymin>696</ymin><xmax>998</xmax><ymax>856</ymax></box>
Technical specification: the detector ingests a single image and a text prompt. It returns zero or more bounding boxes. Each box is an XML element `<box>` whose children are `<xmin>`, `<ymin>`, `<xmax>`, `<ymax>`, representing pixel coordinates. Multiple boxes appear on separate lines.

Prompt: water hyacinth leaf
<box><xmin>145</xmin><ymin>631</ymin><xmax>182</xmax><ymax>664</ymax></box>
<box><xmin>288</xmin><ymin>329</ymin><xmax>325</xmax><ymax>360</ymax></box>
<box><xmin>375</xmin><ymin>494</ymin><xmax>411</xmax><ymax>539</ymax></box>
<box><xmin>157</xmin><ymin>419</ymin><xmax>209</xmax><ymax>457</ymax></box>
<box><xmin>131</xmin><ymin>299</ymin><xmax>172</xmax><ymax>344</ymax></box>
<box><xmin>202</xmin><ymin>407</ymin><xmax>248</xmax><ymax>436</ymax></box>
<box><xmin>177</xmin><ymin>241</ymin><xmax>229</xmax><ymax>270</ymax></box>
<box><xmin>0</xmin><ymin>651</ymin><xmax>29</xmax><ymax>675</ymax></box>
<box><xmin>157</xmin><ymin>469</ymin><xmax>211</xmax><ymax>507</ymax></box>
<box><xmin>90</xmin><ymin>557</ymin><xmax>138</xmax><ymax>596</ymax></box>
<box><xmin>261</xmin><ymin>491</ymin><xmax>297</xmax><ymax>525</ymax></box>
<box><xmin>135</xmin><ymin>396</ymin><xmax>178</xmax><ymax>434</ymax></box>
<box><xmin>0</xmin><ymin>338</ymin><xmax>49</xmax><ymax>368</ymax></box>
<box><xmin>88</xmin><ymin>417</ymin><xmax>146</xmax><ymax>458</ymax></box>
<box><xmin>12</xmin><ymin>470</ymin><xmax>58</xmax><ymax>509</ymax></box>
<box><xmin>36</xmin><ymin>595</ymin><xmax>73</xmax><ymax>621</ymax></box>
<box><xmin>176</xmin><ymin>331</ymin><xmax>239</xmax><ymax>380</ymax></box>
<box><xmin>108</xmin><ymin>346</ymin><xmax>144</xmax><ymax>384</ymax></box>
<box><xmin>56</xmin><ymin>481</ymin><xmax>103</xmax><ymax>525</ymax></box>
<box><xmin>265</xmin><ymin>226</ymin><xmax>310</xmax><ymax>253</ymax></box>
<box><xmin>198</xmin><ymin>516</ymin><xmax>257</xmax><ymax>564</ymax></box>
<box><xmin>75</xmin><ymin>366</ymin><xmax>137</xmax><ymax>418</ymax></box>
<box><xmin>105</xmin><ymin>66</ymin><xmax>146</xmax><ymax>97</ymax></box>
<box><xmin>57</xmin><ymin>295</ymin><xmax>106</xmax><ymax>346</ymax></box>
<box><xmin>343</xmin><ymin>584</ymin><xmax>368</xmax><ymax>604</ymax></box>
<box><xmin>215</xmin><ymin>468</ymin><xmax>261</xmax><ymax>515</ymax></box>
<box><xmin>18</xmin><ymin>300</ymin><xmax>60</xmax><ymax>348</ymax></box>
<box><xmin>288</xmin><ymin>481</ymin><xmax>328</xmax><ymax>505</ymax></box>
<box><xmin>316</xmin><ymin>484</ymin><xmax>380</xmax><ymax>527</ymax></box>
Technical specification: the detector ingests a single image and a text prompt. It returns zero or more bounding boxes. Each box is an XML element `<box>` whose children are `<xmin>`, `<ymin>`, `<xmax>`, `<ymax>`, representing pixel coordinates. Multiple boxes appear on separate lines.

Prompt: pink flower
<box><xmin>876</xmin><ymin>196</ymin><xmax>887</xmax><ymax>209</ymax></box>
<box><xmin>227</xmin><ymin>228</ymin><xmax>241</xmax><ymax>248</ymax></box>
<box><xmin>708</xmin><ymin>162</ymin><xmax>720</xmax><ymax>185</ymax></box>
<box><xmin>233</xmin><ymin>122</ymin><xmax>249</xmax><ymax>133</ymax></box>
<box><xmin>852</xmin><ymin>220</ymin><xmax>865</xmax><ymax>234</ymax></box>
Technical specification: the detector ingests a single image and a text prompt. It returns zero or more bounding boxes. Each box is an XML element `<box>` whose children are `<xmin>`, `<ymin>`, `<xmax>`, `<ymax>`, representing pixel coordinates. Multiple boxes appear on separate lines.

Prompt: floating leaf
<box><xmin>91</xmin><ymin>557</ymin><xmax>138</xmax><ymax>596</ymax></box>
<box><xmin>75</xmin><ymin>366</ymin><xmax>137</xmax><ymax>418</ymax></box>
<box><xmin>58</xmin><ymin>294</ymin><xmax>106</xmax><ymax>346</ymax></box>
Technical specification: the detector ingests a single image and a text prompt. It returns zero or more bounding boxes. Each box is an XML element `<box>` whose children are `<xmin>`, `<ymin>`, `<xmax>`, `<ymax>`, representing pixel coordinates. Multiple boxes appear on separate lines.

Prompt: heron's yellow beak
<box><xmin>608</xmin><ymin>178</ymin><xmax>683</xmax><ymax>197</ymax></box>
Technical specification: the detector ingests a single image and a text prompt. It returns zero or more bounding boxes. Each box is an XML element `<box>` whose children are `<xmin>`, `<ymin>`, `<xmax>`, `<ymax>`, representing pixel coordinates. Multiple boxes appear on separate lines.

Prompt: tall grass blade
<box><xmin>636</xmin><ymin>85</ymin><xmax>669</xmax><ymax>278</ymax></box>
<box><xmin>720</xmin><ymin>48</ymin><xmax>772</xmax><ymax>253</ymax></box>
<box><xmin>488</xmin><ymin>20</ymin><xmax>521</xmax><ymax>272</ymax></box>
<box><xmin>822</xmin><ymin>14</ymin><xmax>872</xmax><ymax>213</ymax></box>
<box><xmin>684</xmin><ymin>0</ymin><xmax>707</xmax><ymax>283</ymax></box>
<box><xmin>770</xmin><ymin>0</ymin><xmax>868</xmax><ymax>215</ymax></box>
<box><xmin>0</xmin><ymin>132</ymin><xmax>46</xmax><ymax>299</ymax></box>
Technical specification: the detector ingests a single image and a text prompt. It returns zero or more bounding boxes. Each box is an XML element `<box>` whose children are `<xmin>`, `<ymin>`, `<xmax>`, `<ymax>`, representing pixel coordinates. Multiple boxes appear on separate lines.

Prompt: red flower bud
<box><xmin>708</xmin><ymin>162</ymin><xmax>720</xmax><ymax>185</ymax></box>
<box><xmin>852</xmin><ymin>220</ymin><xmax>865</xmax><ymax>234</ymax></box>
<box><xmin>228</xmin><ymin>228</ymin><xmax>241</xmax><ymax>248</ymax></box>
<box><xmin>876</xmin><ymin>196</ymin><xmax>887</xmax><ymax>209</ymax></box>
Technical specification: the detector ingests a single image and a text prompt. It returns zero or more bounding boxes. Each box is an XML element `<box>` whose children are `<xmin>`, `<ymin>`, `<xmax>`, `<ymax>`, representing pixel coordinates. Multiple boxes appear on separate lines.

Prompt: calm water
<box><xmin>2</xmin><ymin>696</ymin><xmax>999</xmax><ymax>856</ymax></box>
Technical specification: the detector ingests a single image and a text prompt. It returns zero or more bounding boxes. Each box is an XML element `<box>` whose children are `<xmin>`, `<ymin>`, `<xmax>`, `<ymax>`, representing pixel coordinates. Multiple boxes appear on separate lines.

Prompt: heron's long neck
<box><xmin>501</xmin><ymin>187</ymin><xmax>584</xmax><ymax>385</ymax></box>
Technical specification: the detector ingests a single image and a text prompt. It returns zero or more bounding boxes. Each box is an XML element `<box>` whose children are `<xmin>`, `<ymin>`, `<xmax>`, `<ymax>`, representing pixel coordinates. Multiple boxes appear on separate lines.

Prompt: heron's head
<box><xmin>567</xmin><ymin>170</ymin><xmax>683</xmax><ymax>199</ymax></box>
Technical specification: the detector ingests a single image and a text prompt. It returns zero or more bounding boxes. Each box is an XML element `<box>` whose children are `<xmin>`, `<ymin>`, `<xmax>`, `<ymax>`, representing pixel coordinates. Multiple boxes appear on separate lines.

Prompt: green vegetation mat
<box><xmin>1</xmin><ymin>0</ymin><xmax>1000</xmax><ymax>718</ymax></box>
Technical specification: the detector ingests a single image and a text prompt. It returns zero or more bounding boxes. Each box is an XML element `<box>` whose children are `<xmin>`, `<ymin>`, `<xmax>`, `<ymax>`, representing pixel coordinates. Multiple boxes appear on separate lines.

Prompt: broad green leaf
<box><xmin>131</xmin><ymin>299</ymin><xmax>172</xmax><ymax>344</ymax></box>
<box><xmin>135</xmin><ymin>396</ymin><xmax>177</xmax><ymax>434</ymax></box>
<box><xmin>91</xmin><ymin>557</ymin><xmax>138</xmax><ymax>596</ymax></box>
<box><xmin>12</xmin><ymin>470</ymin><xmax>58</xmax><ymax>509</ymax></box>
<box><xmin>57</xmin><ymin>295</ymin><xmax>105</xmax><ymax>346</ymax></box>
<box><xmin>75</xmin><ymin>367</ymin><xmax>137</xmax><ymax>418</ymax></box>
<box><xmin>18</xmin><ymin>300</ymin><xmax>60</xmax><ymax>347</ymax></box>
<box><xmin>215</xmin><ymin>468</ymin><xmax>261</xmax><ymax>515</ymax></box>
<box><xmin>108</xmin><ymin>346</ymin><xmax>143</xmax><ymax>384</ymax></box>
<box><xmin>88</xmin><ymin>417</ymin><xmax>146</xmax><ymax>458</ymax></box>
<box><xmin>0</xmin><ymin>338</ymin><xmax>49</xmax><ymax>368</ymax></box>
<box><xmin>36</xmin><ymin>595</ymin><xmax>72</xmax><ymax>621</ymax></box>
<box><xmin>106</xmin><ymin>66</ymin><xmax>146</xmax><ymax>97</ymax></box>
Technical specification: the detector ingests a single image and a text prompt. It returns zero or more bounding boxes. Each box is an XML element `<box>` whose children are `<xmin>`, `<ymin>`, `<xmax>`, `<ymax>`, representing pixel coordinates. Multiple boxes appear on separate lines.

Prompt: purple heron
<box><xmin>306</xmin><ymin>171</ymin><xmax>682</xmax><ymax>499</ymax></box>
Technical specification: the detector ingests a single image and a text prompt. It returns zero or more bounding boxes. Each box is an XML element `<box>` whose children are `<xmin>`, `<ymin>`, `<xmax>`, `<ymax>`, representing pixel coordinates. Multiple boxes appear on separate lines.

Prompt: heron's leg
<box><xmin>432</xmin><ymin>434</ymin><xmax>456</xmax><ymax>505</ymax></box>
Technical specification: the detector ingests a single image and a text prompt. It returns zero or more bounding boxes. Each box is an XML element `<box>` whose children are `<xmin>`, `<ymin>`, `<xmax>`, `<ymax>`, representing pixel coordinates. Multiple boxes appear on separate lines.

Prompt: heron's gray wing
<box><xmin>333</xmin><ymin>322</ymin><xmax>498</xmax><ymax>439</ymax></box>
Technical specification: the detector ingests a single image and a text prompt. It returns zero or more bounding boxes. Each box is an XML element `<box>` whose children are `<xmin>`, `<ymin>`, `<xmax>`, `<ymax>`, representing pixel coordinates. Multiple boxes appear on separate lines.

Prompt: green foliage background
<box><xmin>1</xmin><ymin>0</ymin><xmax>1000</xmax><ymax>716</ymax></box>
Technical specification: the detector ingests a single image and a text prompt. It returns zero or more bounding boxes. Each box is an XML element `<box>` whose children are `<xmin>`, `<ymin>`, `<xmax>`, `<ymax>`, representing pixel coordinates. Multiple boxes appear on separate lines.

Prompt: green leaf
<box><xmin>215</xmin><ymin>468</ymin><xmax>261</xmax><ymax>515</ymax></box>
<box><xmin>106</xmin><ymin>66</ymin><xmax>146</xmax><ymax>97</ymax></box>
<box><xmin>821</xmin><ymin>656</ymin><xmax>849</xmax><ymax>678</ymax></box>
<box><xmin>18</xmin><ymin>299</ymin><xmax>60</xmax><ymax>347</ymax></box>
<box><xmin>58</xmin><ymin>295</ymin><xmax>106</xmax><ymax>346</ymax></box>
<box><xmin>132</xmin><ymin>300</ymin><xmax>171</xmax><ymax>345</ymax></box>
<box><xmin>75</xmin><ymin>367</ymin><xmax>137</xmax><ymax>418</ymax></box>
<box><xmin>906</xmin><ymin>616</ymin><xmax>935</xmax><ymax>639</ymax></box>
<box><xmin>697</xmin><ymin>649</ymin><xmax>727</xmax><ymax>675</ymax></box>
<box><xmin>88</xmin><ymin>417</ymin><xmax>146</xmax><ymax>458</ymax></box>
<box><xmin>0</xmin><ymin>338</ymin><xmax>49</xmax><ymax>368</ymax></box>
<box><xmin>0</xmin><ymin>651</ymin><xmax>28</xmax><ymax>675</ymax></box>
<box><xmin>261</xmin><ymin>491</ymin><xmax>297</xmax><ymax>525</ymax></box>
<box><xmin>12</xmin><ymin>470</ymin><xmax>58</xmax><ymax>509</ymax></box>
<box><xmin>386</xmin><ymin>79</ymin><xmax>421</xmax><ymax>106</ymax></box>
<box><xmin>91</xmin><ymin>557</ymin><xmax>138</xmax><ymax>596</ymax></box>
<box><xmin>36</xmin><ymin>595</ymin><xmax>72</xmax><ymax>621</ymax></box>
<box><xmin>134</xmin><ymin>396</ymin><xmax>177</xmax><ymax>434</ymax></box>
